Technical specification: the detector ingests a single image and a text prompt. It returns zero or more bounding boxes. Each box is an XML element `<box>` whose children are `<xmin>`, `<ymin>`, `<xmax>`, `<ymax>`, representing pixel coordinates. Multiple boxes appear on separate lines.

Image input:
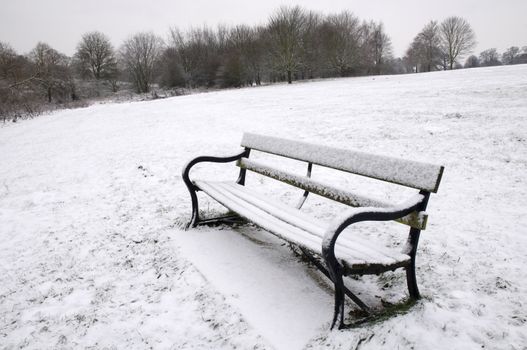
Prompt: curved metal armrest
<box><xmin>182</xmin><ymin>150</ymin><xmax>249</xmax><ymax>189</ymax></box>
<box><xmin>322</xmin><ymin>193</ymin><xmax>426</xmax><ymax>254</ymax></box>
<box><xmin>322</xmin><ymin>193</ymin><xmax>427</xmax><ymax>329</ymax></box>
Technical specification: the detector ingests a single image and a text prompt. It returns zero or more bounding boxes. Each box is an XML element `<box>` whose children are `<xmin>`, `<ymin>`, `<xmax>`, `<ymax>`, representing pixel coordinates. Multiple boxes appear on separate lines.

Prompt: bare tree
<box><xmin>0</xmin><ymin>43</ymin><xmax>19</xmax><ymax>121</ymax></box>
<box><xmin>517</xmin><ymin>46</ymin><xmax>527</xmax><ymax>64</ymax></box>
<box><xmin>221</xmin><ymin>25</ymin><xmax>266</xmax><ymax>87</ymax></box>
<box><xmin>440</xmin><ymin>16</ymin><xmax>476</xmax><ymax>70</ymax></box>
<box><xmin>0</xmin><ymin>42</ymin><xmax>58</xmax><ymax>121</ymax></box>
<box><xmin>29</xmin><ymin>42</ymin><xmax>71</xmax><ymax>102</ymax></box>
<box><xmin>479</xmin><ymin>48</ymin><xmax>501</xmax><ymax>66</ymax></box>
<box><xmin>75</xmin><ymin>31</ymin><xmax>117</xmax><ymax>81</ymax></box>
<box><xmin>223</xmin><ymin>25</ymin><xmax>251</xmax><ymax>87</ymax></box>
<box><xmin>321</xmin><ymin>11</ymin><xmax>361</xmax><ymax>77</ymax></box>
<box><xmin>464</xmin><ymin>55</ymin><xmax>480</xmax><ymax>68</ymax></box>
<box><xmin>242</xmin><ymin>26</ymin><xmax>266</xmax><ymax>85</ymax></box>
<box><xmin>158</xmin><ymin>47</ymin><xmax>186</xmax><ymax>88</ymax></box>
<box><xmin>299</xmin><ymin>10</ymin><xmax>323</xmax><ymax>79</ymax></box>
<box><xmin>501</xmin><ymin>46</ymin><xmax>520</xmax><ymax>65</ymax></box>
<box><xmin>404</xmin><ymin>40</ymin><xmax>421</xmax><ymax>73</ymax></box>
<box><xmin>0</xmin><ymin>42</ymin><xmax>17</xmax><ymax>81</ymax></box>
<box><xmin>169</xmin><ymin>27</ymin><xmax>200</xmax><ymax>87</ymax></box>
<box><xmin>120</xmin><ymin>32</ymin><xmax>163</xmax><ymax>93</ymax></box>
<box><xmin>362</xmin><ymin>21</ymin><xmax>393</xmax><ymax>75</ymax></box>
<box><xmin>267</xmin><ymin>6</ymin><xmax>307</xmax><ymax>84</ymax></box>
<box><xmin>168</xmin><ymin>26</ymin><xmax>221</xmax><ymax>88</ymax></box>
<box><xmin>411</xmin><ymin>21</ymin><xmax>442</xmax><ymax>72</ymax></box>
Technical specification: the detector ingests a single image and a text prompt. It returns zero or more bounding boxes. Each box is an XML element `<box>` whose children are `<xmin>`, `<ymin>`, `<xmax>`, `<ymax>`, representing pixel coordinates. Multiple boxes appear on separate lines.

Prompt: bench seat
<box><xmin>195</xmin><ymin>180</ymin><xmax>411</xmax><ymax>274</ymax></box>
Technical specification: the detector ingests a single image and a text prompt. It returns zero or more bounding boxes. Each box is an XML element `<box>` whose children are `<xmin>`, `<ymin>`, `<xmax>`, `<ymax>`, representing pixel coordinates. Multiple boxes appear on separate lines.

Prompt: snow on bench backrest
<box><xmin>241</xmin><ymin>133</ymin><xmax>444</xmax><ymax>193</ymax></box>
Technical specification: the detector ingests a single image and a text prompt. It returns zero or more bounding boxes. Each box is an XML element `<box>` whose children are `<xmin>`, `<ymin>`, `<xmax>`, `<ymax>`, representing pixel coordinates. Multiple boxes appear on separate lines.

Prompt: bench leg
<box><xmin>327</xmin><ymin>265</ymin><xmax>346</xmax><ymax>329</ymax></box>
<box><xmin>299</xmin><ymin>247</ymin><xmax>370</xmax><ymax>314</ymax></box>
<box><xmin>406</xmin><ymin>262</ymin><xmax>420</xmax><ymax>299</ymax></box>
<box><xmin>405</xmin><ymin>228</ymin><xmax>421</xmax><ymax>299</ymax></box>
<box><xmin>185</xmin><ymin>186</ymin><xmax>200</xmax><ymax>229</ymax></box>
<box><xmin>322</xmin><ymin>250</ymin><xmax>347</xmax><ymax>329</ymax></box>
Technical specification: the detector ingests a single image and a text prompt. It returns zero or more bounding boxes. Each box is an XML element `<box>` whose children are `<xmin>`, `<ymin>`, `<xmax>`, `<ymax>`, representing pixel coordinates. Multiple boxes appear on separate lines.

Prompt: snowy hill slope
<box><xmin>1</xmin><ymin>65</ymin><xmax>526</xmax><ymax>349</ymax></box>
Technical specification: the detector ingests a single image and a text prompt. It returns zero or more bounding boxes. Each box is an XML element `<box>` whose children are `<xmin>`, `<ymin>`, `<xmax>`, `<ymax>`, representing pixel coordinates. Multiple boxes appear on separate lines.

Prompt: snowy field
<box><xmin>1</xmin><ymin>65</ymin><xmax>526</xmax><ymax>349</ymax></box>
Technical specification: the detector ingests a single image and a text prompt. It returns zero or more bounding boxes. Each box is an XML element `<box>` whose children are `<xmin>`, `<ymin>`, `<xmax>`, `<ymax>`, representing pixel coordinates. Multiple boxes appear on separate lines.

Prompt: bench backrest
<box><xmin>240</xmin><ymin>133</ymin><xmax>444</xmax><ymax>193</ymax></box>
<box><xmin>237</xmin><ymin>133</ymin><xmax>444</xmax><ymax>230</ymax></box>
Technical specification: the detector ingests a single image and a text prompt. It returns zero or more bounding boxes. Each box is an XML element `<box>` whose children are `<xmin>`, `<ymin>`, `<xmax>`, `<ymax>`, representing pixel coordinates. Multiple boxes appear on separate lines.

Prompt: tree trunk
<box><xmin>287</xmin><ymin>70</ymin><xmax>292</xmax><ymax>84</ymax></box>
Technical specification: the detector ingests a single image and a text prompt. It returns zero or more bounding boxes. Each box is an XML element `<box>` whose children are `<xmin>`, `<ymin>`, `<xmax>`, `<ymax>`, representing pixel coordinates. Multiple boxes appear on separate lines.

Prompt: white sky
<box><xmin>1</xmin><ymin>0</ymin><xmax>526</xmax><ymax>58</ymax></box>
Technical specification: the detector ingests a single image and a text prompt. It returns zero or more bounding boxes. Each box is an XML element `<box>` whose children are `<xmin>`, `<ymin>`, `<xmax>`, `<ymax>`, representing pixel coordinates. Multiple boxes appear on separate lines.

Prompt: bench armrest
<box><xmin>322</xmin><ymin>194</ymin><xmax>426</xmax><ymax>259</ymax></box>
<box><xmin>321</xmin><ymin>193</ymin><xmax>427</xmax><ymax>329</ymax></box>
<box><xmin>182</xmin><ymin>150</ymin><xmax>249</xmax><ymax>189</ymax></box>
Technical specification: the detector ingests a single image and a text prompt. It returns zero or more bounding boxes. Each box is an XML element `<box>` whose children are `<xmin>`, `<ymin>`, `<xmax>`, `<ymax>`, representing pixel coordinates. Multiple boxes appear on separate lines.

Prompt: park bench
<box><xmin>182</xmin><ymin>133</ymin><xmax>444</xmax><ymax>329</ymax></box>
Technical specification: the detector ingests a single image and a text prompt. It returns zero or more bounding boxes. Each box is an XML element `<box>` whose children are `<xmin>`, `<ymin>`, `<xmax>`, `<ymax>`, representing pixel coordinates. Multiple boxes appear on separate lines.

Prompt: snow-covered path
<box><xmin>1</xmin><ymin>65</ymin><xmax>526</xmax><ymax>349</ymax></box>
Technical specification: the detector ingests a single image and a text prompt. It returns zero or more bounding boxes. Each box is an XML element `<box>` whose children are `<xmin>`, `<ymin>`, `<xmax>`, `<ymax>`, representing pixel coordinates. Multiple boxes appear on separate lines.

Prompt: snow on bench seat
<box><xmin>241</xmin><ymin>132</ymin><xmax>444</xmax><ymax>193</ymax></box>
<box><xmin>195</xmin><ymin>180</ymin><xmax>411</xmax><ymax>272</ymax></box>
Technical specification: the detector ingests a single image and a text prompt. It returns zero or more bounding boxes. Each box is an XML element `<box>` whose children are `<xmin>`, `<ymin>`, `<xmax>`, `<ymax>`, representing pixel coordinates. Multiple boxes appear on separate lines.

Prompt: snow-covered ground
<box><xmin>1</xmin><ymin>65</ymin><xmax>526</xmax><ymax>349</ymax></box>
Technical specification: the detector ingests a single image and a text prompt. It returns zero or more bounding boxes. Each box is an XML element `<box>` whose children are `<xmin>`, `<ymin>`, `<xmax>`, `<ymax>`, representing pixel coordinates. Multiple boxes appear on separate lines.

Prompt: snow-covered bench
<box><xmin>182</xmin><ymin>133</ymin><xmax>444</xmax><ymax>329</ymax></box>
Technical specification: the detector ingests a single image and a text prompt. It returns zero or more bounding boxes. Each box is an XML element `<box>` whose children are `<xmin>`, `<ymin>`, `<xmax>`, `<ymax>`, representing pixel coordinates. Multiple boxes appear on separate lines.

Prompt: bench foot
<box><xmin>182</xmin><ymin>184</ymin><xmax>200</xmax><ymax>229</ymax></box>
<box><xmin>196</xmin><ymin>214</ymin><xmax>245</xmax><ymax>226</ymax></box>
<box><xmin>331</xmin><ymin>268</ymin><xmax>346</xmax><ymax>329</ymax></box>
<box><xmin>298</xmin><ymin>247</ymin><xmax>370</xmax><ymax>318</ymax></box>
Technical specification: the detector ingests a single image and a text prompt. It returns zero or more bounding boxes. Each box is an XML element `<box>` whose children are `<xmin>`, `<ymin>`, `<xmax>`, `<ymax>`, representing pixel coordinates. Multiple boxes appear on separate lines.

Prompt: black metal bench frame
<box><xmin>182</xmin><ymin>133</ymin><xmax>444</xmax><ymax>329</ymax></box>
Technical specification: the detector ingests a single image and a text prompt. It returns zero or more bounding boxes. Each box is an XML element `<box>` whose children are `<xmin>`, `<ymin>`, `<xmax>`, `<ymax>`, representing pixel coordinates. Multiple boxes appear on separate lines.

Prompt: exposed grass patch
<box><xmin>345</xmin><ymin>298</ymin><xmax>419</xmax><ymax>328</ymax></box>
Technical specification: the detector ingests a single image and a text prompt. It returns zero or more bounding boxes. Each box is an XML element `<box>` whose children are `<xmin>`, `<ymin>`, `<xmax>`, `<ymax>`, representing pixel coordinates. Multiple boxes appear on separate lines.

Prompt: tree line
<box><xmin>1</xmin><ymin>6</ymin><xmax>526</xmax><ymax>122</ymax></box>
<box><xmin>404</xmin><ymin>17</ymin><xmax>527</xmax><ymax>72</ymax></box>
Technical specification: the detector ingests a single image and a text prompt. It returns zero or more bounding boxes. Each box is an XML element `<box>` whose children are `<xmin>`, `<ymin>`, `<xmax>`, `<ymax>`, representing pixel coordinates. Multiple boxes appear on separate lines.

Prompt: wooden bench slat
<box><xmin>202</xmin><ymin>180</ymin><xmax>411</xmax><ymax>267</ymax></box>
<box><xmin>241</xmin><ymin>133</ymin><xmax>444</xmax><ymax>193</ymax></box>
<box><xmin>196</xmin><ymin>180</ymin><xmax>327</xmax><ymax>252</ymax></box>
<box><xmin>218</xmin><ymin>182</ymin><xmax>412</xmax><ymax>264</ymax></box>
<box><xmin>237</xmin><ymin>157</ymin><xmax>428</xmax><ymax>230</ymax></box>
<box><xmin>195</xmin><ymin>180</ymin><xmax>411</xmax><ymax>268</ymax></box>
<box><xmin>218</xmin><ymin>182</ymin><xmax>326</xmax><ymax>235</ymax></box>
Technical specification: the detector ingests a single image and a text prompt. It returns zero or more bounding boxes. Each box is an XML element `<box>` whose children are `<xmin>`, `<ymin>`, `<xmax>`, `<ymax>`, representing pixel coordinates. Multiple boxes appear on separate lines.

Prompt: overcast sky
<box><xmin>1</xmin><ymin>0</ymin><xmax>526</xmax><ymax>58</ymax></box>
